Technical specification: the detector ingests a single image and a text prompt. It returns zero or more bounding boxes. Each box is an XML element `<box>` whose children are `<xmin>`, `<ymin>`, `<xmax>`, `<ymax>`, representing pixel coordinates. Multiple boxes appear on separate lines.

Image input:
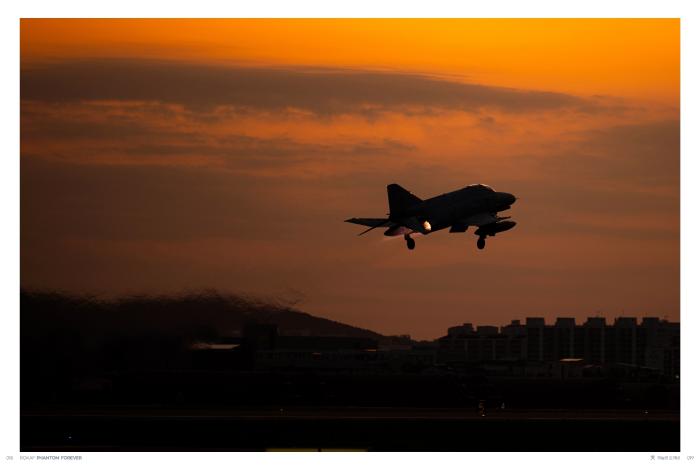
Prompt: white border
<box><xmin>2</xmin><ymin>1</ymin><xmax>696</xmax><ymax>468</ymax></box>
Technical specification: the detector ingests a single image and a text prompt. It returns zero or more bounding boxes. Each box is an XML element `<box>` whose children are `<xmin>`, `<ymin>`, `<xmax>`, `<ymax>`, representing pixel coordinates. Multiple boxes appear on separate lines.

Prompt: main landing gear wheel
<box><xmin>405</xmin><ymin>235</ymin><xmax>416</xmax><ymax>250</ymax></box>
<box><xmin>477</xmin><ymin>237</ymin><xmax>486</xmax><ymax>250</ymax></box>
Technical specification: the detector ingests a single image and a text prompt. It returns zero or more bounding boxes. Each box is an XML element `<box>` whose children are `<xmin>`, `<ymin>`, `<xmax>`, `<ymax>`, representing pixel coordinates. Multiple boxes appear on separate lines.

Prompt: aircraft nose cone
<box><xmin>497</xmin><ymin>192</ymin><xmax>516</xmax><ymax>205</ymax></box>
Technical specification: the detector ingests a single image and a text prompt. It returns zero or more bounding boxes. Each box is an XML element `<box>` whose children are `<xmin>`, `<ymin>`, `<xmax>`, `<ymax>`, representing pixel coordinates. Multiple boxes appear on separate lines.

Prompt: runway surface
<box><xmin>21</xmin><ymin>406</ymin><xmax>680</xmax><ymax>451</ymax></box>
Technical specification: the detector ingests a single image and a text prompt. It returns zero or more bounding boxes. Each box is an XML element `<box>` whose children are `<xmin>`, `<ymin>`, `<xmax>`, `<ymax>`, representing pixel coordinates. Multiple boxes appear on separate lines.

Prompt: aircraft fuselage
<box><xmin>346</xmin><ymin>183</ymin><xmax>517</xmax><ymax>250</ymax></box>
<box><xmin>385</xmin><ymin>184</ymin><xmax>516</xmax><ymax>235</ymax></box>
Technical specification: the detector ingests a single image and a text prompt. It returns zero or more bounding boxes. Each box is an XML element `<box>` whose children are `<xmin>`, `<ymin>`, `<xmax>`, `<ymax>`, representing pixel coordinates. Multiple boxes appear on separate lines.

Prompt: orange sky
<box><xmin>20</xmin><ymin>19</ymin><xmax>679</xmax><ymax>339</ymax></box>
<box><xmin>22</xmin><ymin>19</ymin><xmax>679</xmax><ymax>103</ymax></box>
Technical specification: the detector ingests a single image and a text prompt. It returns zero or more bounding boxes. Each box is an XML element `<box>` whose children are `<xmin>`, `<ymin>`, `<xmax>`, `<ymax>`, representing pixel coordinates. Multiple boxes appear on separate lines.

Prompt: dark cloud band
<box><xmin>22</xmin><ymin>59</ymin><xmax>592</xmax><ymax>115</ymax></box>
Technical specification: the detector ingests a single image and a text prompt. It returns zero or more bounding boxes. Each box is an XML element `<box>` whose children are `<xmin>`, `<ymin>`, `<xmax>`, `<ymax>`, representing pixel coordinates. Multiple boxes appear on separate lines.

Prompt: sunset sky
<box><xmin>20</xmin><ymin>19</ymin><xmax>679</xmax><ymax>339</ymax></box>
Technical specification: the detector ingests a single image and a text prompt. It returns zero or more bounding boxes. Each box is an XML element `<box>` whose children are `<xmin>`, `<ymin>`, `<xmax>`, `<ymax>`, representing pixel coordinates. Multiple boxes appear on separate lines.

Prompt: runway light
<box><xmin>423</xmin><ymin>220</ymin><xmax>432</xmax><ymax>232</ymax></box>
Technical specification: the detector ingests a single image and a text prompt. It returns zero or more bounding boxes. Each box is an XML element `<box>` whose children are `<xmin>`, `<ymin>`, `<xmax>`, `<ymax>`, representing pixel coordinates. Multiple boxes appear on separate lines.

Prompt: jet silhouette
<box><xmin>346</xmin><ymin>184</ymin><xmax>517</xmax><ymax>250</ymax></box>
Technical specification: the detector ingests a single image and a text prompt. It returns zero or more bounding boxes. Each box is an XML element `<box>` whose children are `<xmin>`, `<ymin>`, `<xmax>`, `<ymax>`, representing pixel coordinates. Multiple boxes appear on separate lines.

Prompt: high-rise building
<box><xmin>583</xmin><ymin>317</ymin><xmax>606</xmax><ymax>363</ymax></box>
<box><xmin>554</xmin><ymin>317</ymin><xmax>576</xmax><ymax>359</ymax></box>
<box><xmin>526</xmin><ymin>317</ymin><xmax>545</xmax><ymax>361</ymax></box>
<box><xmin>612</xmin><ymin>317</ymin><xmax>638</xmax><ymax>365</ymax></box>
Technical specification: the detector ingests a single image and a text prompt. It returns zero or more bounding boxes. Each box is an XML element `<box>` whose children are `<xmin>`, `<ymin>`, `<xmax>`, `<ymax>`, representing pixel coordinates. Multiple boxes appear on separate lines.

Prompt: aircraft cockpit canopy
<box><xmin>466</xmin><ymin>184</ymin><xmax>494</xmax><ymax>192</ymax></box>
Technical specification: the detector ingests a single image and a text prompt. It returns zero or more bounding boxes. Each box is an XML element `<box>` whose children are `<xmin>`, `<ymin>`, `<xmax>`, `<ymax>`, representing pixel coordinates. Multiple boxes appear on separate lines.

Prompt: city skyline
<box><xmin>441</xmin><ymin>314</ymin><xmax>679</xmax><ymax>331</ymax></box>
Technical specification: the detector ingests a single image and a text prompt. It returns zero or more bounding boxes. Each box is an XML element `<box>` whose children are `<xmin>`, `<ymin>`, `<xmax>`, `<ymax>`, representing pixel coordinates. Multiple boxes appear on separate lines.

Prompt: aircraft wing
<box><xmin>450</xmin><ymin>213</ymin><xmax>510</xmax><ymax>232</ymax></box>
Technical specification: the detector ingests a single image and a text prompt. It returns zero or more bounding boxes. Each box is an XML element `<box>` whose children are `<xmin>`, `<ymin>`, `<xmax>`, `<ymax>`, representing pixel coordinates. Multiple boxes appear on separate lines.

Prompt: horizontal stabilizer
<box><xmin>345</xmin><ymin>218</ymin><xmax>392</xmax><ymax>236</ymax></box>
<box><xmin>345</xmin><ymin>218</ymin><xmax>391</xmax><ymax>227</ymax></box>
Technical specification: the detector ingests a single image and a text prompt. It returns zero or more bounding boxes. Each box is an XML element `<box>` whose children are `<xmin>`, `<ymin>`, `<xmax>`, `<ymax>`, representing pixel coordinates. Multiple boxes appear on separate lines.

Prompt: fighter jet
<box><xmin>345</xmin><ymin>183</ymin><xmax>517</xmax><ymax>250</ymax></box>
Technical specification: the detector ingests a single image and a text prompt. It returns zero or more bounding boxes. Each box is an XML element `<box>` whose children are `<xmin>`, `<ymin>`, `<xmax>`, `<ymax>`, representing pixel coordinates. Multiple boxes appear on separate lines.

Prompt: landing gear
<box><xmin>477</xmin><ymin>237</ymin><xmax>486</xmax><ymax>250</ymax></box>
<box><xmin>405</xmin><ymin>234</ymin><xmax>416</xmax><ymax>250</ymax></box>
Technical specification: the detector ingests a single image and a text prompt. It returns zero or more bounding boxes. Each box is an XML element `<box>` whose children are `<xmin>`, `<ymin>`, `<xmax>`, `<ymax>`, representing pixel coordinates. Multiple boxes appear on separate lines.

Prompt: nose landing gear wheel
<box><xmin>477</xmin><ymin>237</ymin><xmax>486</xmax><ymax>250</ymax></box>
<box><xmin>405</xmin><ymin>235</ymin><xmax>416</xmax><ymax>250</ymax></box>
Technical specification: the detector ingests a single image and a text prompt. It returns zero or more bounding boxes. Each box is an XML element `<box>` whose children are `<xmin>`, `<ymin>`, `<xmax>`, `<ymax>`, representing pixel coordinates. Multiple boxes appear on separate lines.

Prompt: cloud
<box><xmin>21</xmin><ymin>99</ymin><xmax>417</xmax><ymax>174</ymax></box>
<box><xmin>21</xmin><ymin>59</ymin><xmax>604</xmax><ymax>116</ymax></box>
<box><xmin>20</xmin><ymin>101</ymin><xmax>195</xmax><ymax>142</ymax></box>
<box><xmin>117</xmin><ymin>135</ymin><xmax>415</xmax><ymax>160</ymax></box>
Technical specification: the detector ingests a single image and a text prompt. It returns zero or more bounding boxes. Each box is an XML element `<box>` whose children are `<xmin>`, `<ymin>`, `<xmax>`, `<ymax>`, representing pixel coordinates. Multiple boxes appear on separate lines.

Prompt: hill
<box><xmin>20</xmin><ymin>289</ymin><xmax>383</xmax><ymax>342</ymax></box>
<box><xmin>21</xmin><ymin>290</ymin><xmax>384</xmax><ymax>381</ymax></box>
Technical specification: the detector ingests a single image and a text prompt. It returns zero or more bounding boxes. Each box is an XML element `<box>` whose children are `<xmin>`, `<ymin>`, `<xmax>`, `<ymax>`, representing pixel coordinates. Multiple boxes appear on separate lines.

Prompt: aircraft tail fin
<box><xmin>387</xmin><ymin>184</ymin><xmax>422</xmax><ymax>217</ymax></box>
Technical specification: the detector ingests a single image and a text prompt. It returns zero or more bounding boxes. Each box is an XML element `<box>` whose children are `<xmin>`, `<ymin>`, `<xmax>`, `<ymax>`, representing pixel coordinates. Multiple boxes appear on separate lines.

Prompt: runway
<box><xmin>21</xmin><ymin>406</ymin><xmax>680</xmax><ymax>451</ymax></box>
